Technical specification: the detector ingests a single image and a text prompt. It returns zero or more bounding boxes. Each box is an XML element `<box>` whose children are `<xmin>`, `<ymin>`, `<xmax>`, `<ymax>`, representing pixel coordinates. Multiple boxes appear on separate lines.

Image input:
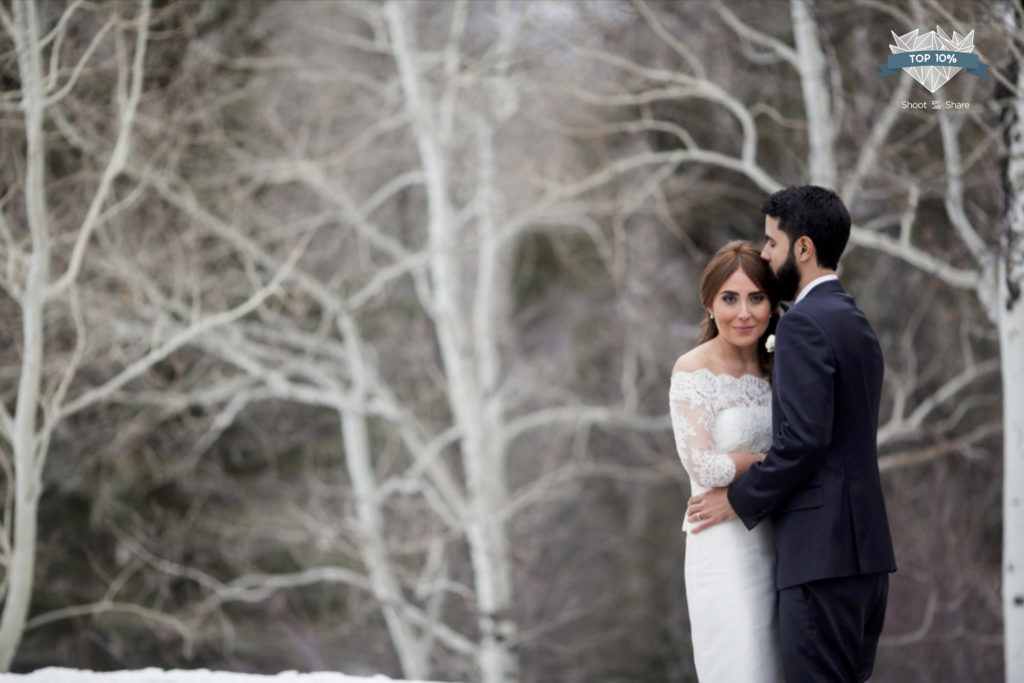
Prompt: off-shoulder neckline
<box><xmin>671</xmin><ymin>367</ymin><xmax>770</xmax><ymax>383</ymax></box>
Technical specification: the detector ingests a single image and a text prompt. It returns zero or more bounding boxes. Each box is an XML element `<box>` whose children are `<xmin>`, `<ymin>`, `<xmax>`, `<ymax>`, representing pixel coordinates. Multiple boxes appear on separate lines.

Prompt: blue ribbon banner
<box><xmin>877</xmin><ymin>51</ymin><xmax>990</xmax><ymax>79</ymax></box>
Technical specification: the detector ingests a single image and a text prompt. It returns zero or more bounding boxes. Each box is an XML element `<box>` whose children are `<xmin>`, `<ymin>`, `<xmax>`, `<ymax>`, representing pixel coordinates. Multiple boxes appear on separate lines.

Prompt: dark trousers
<box><xmin>778</xmin><ymin>572</ymin><xmax>889</xmax><ymax>683</ymax></box>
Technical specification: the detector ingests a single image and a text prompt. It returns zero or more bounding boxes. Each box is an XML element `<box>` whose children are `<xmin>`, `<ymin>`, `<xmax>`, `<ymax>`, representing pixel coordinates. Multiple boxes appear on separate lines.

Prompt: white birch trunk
<box><xmin>999</xmin><ymin>43</ymin><xmax>1024</xmax><ymax>681</ymax></box>
<box><xmin>339</xmin><ymin>314</ymin><xmax>430</xmax><ymax>678</ymax></box>
<box><xmin>384</xmin><ymin>4</ymin><xmax>518</xmax><ymax>681</ymax></box>
<box><xmin>790</xmin><ymin>0</ymin><xmax>836</xmax><ymax>188</ymax></box>
<box><xmin>0</xmin><ymin>2</ymin><xmax>52</xmax><ymax>669</ymax></box>
<box><xmin>468</xmin><ymin>120</ymin><xmax>518</xmax><ymax>683</ymax></box>
<box><xmin>999</xmin><ymin>261</ymin><xmax>1024</xmax><ymax>683</ymax></box>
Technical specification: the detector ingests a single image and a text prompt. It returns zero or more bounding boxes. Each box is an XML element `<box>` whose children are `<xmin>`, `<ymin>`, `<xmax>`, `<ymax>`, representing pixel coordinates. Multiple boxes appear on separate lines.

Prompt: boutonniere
<box><xmin>765</xmin><ymin>334</ymin><xmax>776</xmax><ymax>353</ymax></box>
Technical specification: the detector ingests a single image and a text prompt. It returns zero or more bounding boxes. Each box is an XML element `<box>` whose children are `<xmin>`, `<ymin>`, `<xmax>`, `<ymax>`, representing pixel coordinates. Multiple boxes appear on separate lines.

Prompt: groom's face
<box><xmin>761</xmin><ymin>216</ymin><xmax>801</xmax><ymax>301</ymax></box>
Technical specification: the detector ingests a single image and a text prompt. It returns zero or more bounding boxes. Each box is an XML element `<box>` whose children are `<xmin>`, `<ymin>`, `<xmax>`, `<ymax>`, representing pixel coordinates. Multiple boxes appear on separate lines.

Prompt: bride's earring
<box><xmin>708</xmin><ymin>313</ymin><xmax>714</xmax><ymax>320</ymax></box>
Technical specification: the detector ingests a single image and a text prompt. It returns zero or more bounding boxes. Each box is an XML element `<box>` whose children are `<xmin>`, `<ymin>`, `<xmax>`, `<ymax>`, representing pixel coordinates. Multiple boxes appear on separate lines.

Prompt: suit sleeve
<box><xmin>727</xmin><ymin>308</ymin><xmax>835</xmax><ymax>529</ymax></box>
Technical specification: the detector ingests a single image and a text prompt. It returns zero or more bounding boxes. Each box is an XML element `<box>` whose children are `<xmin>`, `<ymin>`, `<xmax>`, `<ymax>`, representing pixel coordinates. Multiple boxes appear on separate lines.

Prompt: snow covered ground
<box><xmin>0</xmin><ymin>670</ymin><xmax>449</xmax><ymax>683</ymax></box>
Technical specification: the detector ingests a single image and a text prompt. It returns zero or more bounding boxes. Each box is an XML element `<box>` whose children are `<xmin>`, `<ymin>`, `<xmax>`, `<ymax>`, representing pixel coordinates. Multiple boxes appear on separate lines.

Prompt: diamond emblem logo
<box><xmin>882</xmin><ymin>27</ymin><xmax>987</xmax><ymax>93</ymax></box>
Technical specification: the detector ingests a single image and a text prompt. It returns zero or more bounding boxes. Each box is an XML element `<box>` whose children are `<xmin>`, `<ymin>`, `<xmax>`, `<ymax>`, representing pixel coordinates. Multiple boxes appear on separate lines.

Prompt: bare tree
<box><xmin>22</xmin><ymin>1</ymin><xmax>677</xmax><ymax>679</ymax></box>
<box><xmin>0</xmin><ymin>0</ymin><xmax>309</xmax><ymax>670</ymax></box>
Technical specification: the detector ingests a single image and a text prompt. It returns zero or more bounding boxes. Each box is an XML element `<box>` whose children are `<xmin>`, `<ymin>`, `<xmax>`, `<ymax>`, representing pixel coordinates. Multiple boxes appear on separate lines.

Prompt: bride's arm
<box><xmin>670</xmin><ymin>371</ymin><xmax>738</xmax><ymax>488</ymax></box>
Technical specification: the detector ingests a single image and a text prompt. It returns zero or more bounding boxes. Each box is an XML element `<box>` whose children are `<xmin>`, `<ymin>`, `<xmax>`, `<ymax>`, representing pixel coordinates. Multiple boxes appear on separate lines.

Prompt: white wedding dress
<box><xmin>669</xmin><ymin>368</ymin><xmax>784</xmax><ymax>683</ymax></box>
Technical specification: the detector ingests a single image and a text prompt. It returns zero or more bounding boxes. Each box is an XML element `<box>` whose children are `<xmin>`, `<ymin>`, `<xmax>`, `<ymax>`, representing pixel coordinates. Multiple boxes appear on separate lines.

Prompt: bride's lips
<box><xmin>733</xmin><ymin>325</ymin><xmax>757</xmax><ymax>333</ymax></box>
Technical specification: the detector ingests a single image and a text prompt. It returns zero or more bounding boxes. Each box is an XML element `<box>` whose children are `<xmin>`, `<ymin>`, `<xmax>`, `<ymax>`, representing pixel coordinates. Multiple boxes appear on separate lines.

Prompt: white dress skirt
<box><xmin>670</xmin><ymin>369</ymin><xmax>784</xmax><ymax>683</ymax></box>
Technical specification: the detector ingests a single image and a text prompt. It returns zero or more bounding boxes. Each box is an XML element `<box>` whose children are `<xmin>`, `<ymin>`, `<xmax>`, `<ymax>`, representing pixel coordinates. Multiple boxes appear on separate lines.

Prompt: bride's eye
<box><xmin>722</xmin><ymin>294</ymin><xmax>737</xmax><ymax>304</ymax></box>
<box><xmin>751</xmin><ymin>293</ymin><xmax>766</xmax><ymax>303</ymax></box>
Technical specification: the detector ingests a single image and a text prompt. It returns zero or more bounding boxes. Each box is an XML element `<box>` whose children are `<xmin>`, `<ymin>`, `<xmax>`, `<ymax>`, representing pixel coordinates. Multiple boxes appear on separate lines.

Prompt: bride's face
<box><xmin>707</xmin><ymin>268</ymin><xmax>771</xmax><ymax>349</ymax></box>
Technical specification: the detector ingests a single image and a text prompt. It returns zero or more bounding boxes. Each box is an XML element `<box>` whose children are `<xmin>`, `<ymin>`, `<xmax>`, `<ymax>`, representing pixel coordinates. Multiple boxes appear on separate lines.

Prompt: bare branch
<box><xmin>879</xmin><ymin>358</ymin><xmax>1000</xmax><ymax>444</ymax></box>
<box><xmin>505</xmin><ymin>405</ymin><xmax>667</xmax><ymax>443</ymax></box>
<box><xmin>59</xmin><ymin>228</ymin><xmax>315</xmax><ymax>419</ymax></box>
<box><xmin>712</xmin><ymin>0</ymin><xmax>799</xmax><ymax>68</ymax></box>
<box><xmin>47</xmin><ymin>0</ymin><xmax>150</xmax><ymax>298</ymax></box>
<box><xmin>24</xmin><ymin>600</ymin><xmax>193</xmax><ymax>645</ymax></box>
<box><xmin>939</xmin><ymin>113</ymin><xmax>991</xmax><ymax>261</ymax></box>
<box><xmin>849</xmin><ymin>227</ymin><xmax>983</xmax><ymax>291</ymax></box>
<box><xmin>879</xmin><ymin>421</ymin><xmax>1001</xmax><ymax>472</ymax></box>
<box><xmin>632</xmin><ymin>0</ymin><xmax>707</xmax><ymax>78</ymax></box>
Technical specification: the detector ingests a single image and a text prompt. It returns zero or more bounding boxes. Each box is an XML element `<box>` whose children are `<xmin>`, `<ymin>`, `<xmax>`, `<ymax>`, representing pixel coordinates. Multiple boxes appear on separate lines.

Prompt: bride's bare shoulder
<box><xmin>673</xmin><ymin>342</ymin><xmax>713</xmax><ymax>375</ymax></box>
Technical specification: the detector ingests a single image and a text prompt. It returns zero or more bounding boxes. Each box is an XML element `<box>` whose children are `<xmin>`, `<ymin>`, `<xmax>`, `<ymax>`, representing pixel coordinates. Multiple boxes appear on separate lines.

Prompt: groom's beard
<box><xmin>771</xmin><ymin>248</ymin><xmax>801</xmax><ymax>301</ymax></box>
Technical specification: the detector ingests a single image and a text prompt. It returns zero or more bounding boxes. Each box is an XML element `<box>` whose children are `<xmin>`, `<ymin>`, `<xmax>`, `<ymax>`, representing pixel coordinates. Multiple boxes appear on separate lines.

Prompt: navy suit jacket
<box><xmin>727</xmin><ymin>280</ymin><xmax>897</xmax><ymax>589</ymax></box>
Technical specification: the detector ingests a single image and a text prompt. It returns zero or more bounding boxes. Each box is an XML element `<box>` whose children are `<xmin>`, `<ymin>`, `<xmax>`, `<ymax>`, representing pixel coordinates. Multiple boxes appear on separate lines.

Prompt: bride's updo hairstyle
<box><xmin>697</xmin><ymin>240</ymin><xmax>781</xmax><ymax>379</ymax></box>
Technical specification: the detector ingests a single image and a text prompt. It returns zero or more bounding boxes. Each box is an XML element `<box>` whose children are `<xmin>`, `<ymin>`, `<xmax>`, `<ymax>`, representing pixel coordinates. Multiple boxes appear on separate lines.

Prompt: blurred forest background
<box><xmin>1</xmin><ymin>0</ymin><xmax>1022</xmax><ymax>681</ymax></box>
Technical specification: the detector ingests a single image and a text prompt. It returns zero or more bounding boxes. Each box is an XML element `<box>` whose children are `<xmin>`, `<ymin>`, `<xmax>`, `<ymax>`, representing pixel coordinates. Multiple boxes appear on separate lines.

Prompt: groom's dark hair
<box><xmin>761</xmin><ymin>185</ymin><xmax>851</xmax><ymax>270</ymax></box>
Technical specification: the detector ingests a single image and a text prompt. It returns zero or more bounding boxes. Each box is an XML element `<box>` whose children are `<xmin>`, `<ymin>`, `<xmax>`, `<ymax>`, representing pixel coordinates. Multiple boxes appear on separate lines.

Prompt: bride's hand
<box><xmin>686</xmin><ymin>487</ymin><xmax>737</xmax><ymax>534</ymax></box>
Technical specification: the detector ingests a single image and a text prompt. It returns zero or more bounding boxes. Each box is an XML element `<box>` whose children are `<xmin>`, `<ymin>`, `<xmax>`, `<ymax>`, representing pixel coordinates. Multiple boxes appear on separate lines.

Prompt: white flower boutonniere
<box><xmin>765</xmin><ymin>334</ymin><xmax>776</xmax><ymax>353</ymax></box>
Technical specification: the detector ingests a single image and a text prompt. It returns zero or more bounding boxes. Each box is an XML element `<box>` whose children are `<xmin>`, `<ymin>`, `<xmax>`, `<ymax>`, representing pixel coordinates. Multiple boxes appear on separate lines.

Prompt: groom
<box><xmin>688</xmin><ymin>186</ymin><xmax>897</xmax><ymax>682</ymax></box>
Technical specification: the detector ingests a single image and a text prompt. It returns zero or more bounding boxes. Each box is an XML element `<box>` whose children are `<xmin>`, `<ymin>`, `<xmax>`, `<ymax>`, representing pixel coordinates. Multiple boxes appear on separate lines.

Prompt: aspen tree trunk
<box><xmin>0</xmin><ymin>2</ymin><xmax>54</xmax><ymax>669</ymax></box>
<box><xmin>384</xmin><ymin>3</ymin><xmax>518</xmax><ymax>681</ymax></box>
<box><xmin>339</xmin><ymin>313</ymin><xmax>429</xmax><ymax>678</ymax></box>
<box><xmin>790</xmin><ymin>0</ymin><xmax>836</xmax><ymax>188</ymax></box>
<box><xmin>998</xmin><ymin>257</ymin><xmax>1024</xmax><ymax>683</ymax></box>
<box><xmin>999</xmin><ymin>42</ymin><xmax>1024</xmax><ymax>682</ymax></box>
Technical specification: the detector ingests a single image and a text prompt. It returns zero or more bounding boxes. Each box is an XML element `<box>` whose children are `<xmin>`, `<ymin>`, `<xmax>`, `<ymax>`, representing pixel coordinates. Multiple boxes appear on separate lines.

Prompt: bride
<box><xmin>669</xmin><ymin>240</ymin><xmax>784</xmax><ymax>682</ymax></box>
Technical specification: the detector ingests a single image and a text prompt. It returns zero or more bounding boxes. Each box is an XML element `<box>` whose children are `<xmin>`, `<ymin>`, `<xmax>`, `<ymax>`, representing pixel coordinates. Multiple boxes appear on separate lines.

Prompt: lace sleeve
<box><xmin>669</xmin><ymin>370</ymin><xmax>736</xmax><ymax>488</ymax></box>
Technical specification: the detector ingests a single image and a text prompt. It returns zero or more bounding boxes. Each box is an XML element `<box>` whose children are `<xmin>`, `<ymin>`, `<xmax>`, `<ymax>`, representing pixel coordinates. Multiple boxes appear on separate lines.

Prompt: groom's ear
<box><xmin>795</xmin><ymin>236</ymin><xmax>815</xmax><ymax>264</ymax></box>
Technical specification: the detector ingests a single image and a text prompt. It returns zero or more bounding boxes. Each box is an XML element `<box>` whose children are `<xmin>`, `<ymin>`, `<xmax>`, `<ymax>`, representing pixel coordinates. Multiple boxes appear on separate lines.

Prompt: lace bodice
<box><xmin>669</xmin><ymin>368</ymin><xmax>772</xmax><ymax>497</ymax></box>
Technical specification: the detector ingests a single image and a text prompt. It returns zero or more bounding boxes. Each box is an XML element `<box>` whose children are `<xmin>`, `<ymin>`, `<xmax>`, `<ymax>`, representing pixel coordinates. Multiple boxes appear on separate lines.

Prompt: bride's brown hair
<box><xmin>697</xmin><ymin>240</ymin><xmax>780</xmax><ymax>379</ymax></box>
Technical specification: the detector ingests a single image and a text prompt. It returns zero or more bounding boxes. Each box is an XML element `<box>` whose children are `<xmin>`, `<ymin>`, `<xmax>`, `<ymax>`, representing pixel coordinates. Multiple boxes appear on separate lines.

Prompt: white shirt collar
<box><xmin>794</xmin><ymin>274</ymin><xmax>839</xmax><ymax>305</ymax></box>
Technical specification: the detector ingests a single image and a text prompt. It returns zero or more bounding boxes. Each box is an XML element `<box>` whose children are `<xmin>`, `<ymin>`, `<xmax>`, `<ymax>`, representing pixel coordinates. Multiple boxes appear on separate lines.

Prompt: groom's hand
<box><xmin>686</xmin><ymin>488</ymin><xmax>737</xmax><ymax>534</ymax></box>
